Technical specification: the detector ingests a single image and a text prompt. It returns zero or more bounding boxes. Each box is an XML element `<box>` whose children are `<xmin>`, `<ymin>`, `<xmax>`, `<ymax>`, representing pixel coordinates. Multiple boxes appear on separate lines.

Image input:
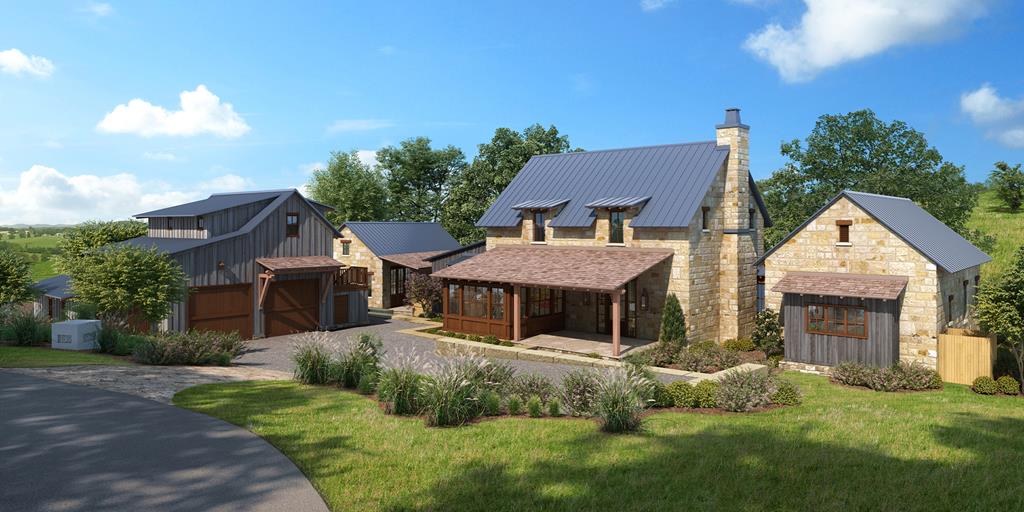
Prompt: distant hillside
<box><xmin>968</xmin><ymin>189</ymin><xmax>1023</xmax><ymax>279</ymax></box>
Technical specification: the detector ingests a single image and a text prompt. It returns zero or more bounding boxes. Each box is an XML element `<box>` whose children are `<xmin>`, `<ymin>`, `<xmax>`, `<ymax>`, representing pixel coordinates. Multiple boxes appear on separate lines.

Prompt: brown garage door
<box><xmin>189</xmin><ymin>284</ymin><xmax>253</xmax><ymax>339</ymax></box>
<box><xmin>265</xmin><ymin>279</ymin><xmax>320</xmax><ymax>337</ymax></box>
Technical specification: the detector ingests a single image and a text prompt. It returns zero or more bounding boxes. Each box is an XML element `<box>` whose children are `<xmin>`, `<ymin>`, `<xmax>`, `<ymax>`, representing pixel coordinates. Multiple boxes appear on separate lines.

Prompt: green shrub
<box><xmin>996</xmin><ymin>375</ymin><xmax>1020</xmax><ymax>395</ymax></box>
<box><xmin>526</xmin><ymin>395</ymin><xmax>543</xmax><ymax>418</ymax></box>
<box><xmin>677</xmin><ymin>342</ymin><xmax>741</xmax><ymax>373</ymax></box>
<box><xmin>506</xmin><ymin>395</ymin><xmax>523</xmax><ymax>415</ymax></box>
<box><xmin>337</xmin><ymin>333</ymin><xmax>383</xmax><ymax>389</ymax></box>
<box><xmin>973</xmin><ymin>376</ymin><xmax>999</xmax><ymax>395</ymax></box>
<box><xmin>832</xmin><ymin>361</ymin><xmax>942</xmax><ymax>392</ymax></box>
<box><xmin>377</xmin><ymin>358</ymin><xmax>423</xmax><ymax>415</ymax></box>
<box><xmin>752</xmin><ymin>309</ymin><xmax>784</xmax><ymax>356</ymax></box>
<box><xmin>560</xmin><ymin>368</ymin><xmax>601</xmax><ymax>417</ymax></box>
<box><xmin>6</xmin><ymin>310</ymin><xmax>49</xmax><ymax>345</ymax></box>
<box><xmin>716</xmin><ymin>370</ymin><xmax>776</xmax><ymax>412</ymax></box>
<box><xmin>132</xmin><ymin>329</ymin><xmax>247</xmax><ymax>366</ymax></box>
<box><xmin>723</xmin><ymin>338</ymin><xmax>756</xmax><ymax>352</ymax></box>
<box><xmin>481</xmin><ymin>390</ymin><xmax>502</xmax><ymax>416</ymax></box>
<box><xmin>357</xmin><ymin>371</ymin><xmax>377</xmax><ymax>394</ymax></box>
<box><xmin>468</xmin><ymin>335</ymin><xmax>482</xmax><ymax>342</ymax></box>
<box><xmin>691</xmin><ymin>380</ymin><xmax>719</xmax><ymax>408</ymax></box>
<box><xmin>665</xmin><ymin>380</ymin><xmax>696</xmax><ymax>408</ymax></box>
<box><xmin>547</xmin><ymin>398</ymin><xmax>562</xmax><ymax>417</ymax></box>
<box><xmin>649</xmin><ymin>381</ymin><xmax>673</xmax><ymax>408</ymax></box>
<box><xmin>512</xmin><ymin>373</ymin><xmax>556</xmax><ymax>403</ymax></box>
<box><xmin>481</xmin><ymin>335</ymin><xmax>499</xmax><ymax>345</ymax></box>
<box><xmin>420</xmin><ymin>361</ymin><xmax>483</xmax><ymax>427</ymax></box>
<box><xmin>594</xmin><ymin>370</ymin><xmax>649</xmax><ymax>433</ymax></box>
<box><xmin>771</xmin><ymin>380</ymin><xmax>803</xmax><ymax>406</ymax></box>
<box><xmin>291</xmin><ymin>334</ymin><xmax>337</xmax><ymax>385</ymax></box>
<box><xmin>639</xmin><ymin>341</ymin><xmax>681</xmax><ymax>367</ymax></box>
<box><xmin>659</xmin><ymin>293</ymin><xmax>687</xmax><ymax>345</ymax></box>
<box><xmin>831</xmin><ymin>361</ymin><xmax>873</xmax><ymax>387</ymax></box>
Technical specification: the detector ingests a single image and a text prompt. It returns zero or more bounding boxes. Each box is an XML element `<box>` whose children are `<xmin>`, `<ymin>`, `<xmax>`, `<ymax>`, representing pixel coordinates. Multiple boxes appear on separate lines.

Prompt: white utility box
<box><xmin>51</xmin><ymin>320</ymin><xmax>102</xmax><ymax>351</ymax></box>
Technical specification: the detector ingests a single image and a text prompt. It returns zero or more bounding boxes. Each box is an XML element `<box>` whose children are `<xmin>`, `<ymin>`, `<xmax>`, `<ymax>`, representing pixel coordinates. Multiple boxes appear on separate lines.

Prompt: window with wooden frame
<box><xmin>286</xmin><ymin>212</ymin><xmax>299</xmax><ymax>237</ymax></box>
<box><xmin>341</xmin><ymin>242</ymin><xmax>350</xmax><ymax>256</ymax></box>
<box><xmin>836</xmin><ymin>220</ymin><xmax>852</xmax><ymax>244</ymax></box>
<box><xmin>806</xmin><ymin>303</ymin><xmax>867</xmax><ymax>338</ymax></box>
<box><xmin>196</xmin><ymin>215</ymin><xmax>205</xmax><ymax>231</ymax></box>
<box><xmin>701</xmin><ymin>206</ymin><xmax>710</xmax><ymax>231</ymax></box>
<box><xmin>532</xmin><ymin>211</ymin><xmax>546</xmax><ymax>242</ymax></box>
<box><xmin>609</xmin><ymin>210</ymin><xmax>625</xmax><ymax>244</ymax></box>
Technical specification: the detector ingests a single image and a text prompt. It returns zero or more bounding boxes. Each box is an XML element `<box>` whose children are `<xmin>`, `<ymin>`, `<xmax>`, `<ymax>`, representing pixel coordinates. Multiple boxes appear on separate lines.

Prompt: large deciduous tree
<box><xmin>443</xmin><ymin>125</ymin><xmax>573</xmax><ymax>243</ymax></box>
<box><xmin>67</xmin><ymin>245</ymin><xmax>188</xmax><ymax>327</ymax></box>
<box><xmin>975</xmin><ymin>246</ymin><xmax>1024</xmax><ymax>392</ymax></box>
<box><xmin>377</xmin><ymin>137</ymin><xmax>467</xmax><ymax>223</ymax></box>
<box><xmin>0</xmin><ymin>248</ymin><xmax>34</xmax><ymax>306</ymax></box>
<box><xmin>306</xmin><ymin>151</ymin><xmax>390</xmax><ymax>225</ymax></box>
<box><xmin>989</xmin><ymin>161</ymin><xmax>1024</xmax><ymax>212</ymax></box>
<box><xmin>55</xmin><ymin>220</ymin><xmax>148</xmax><ymax>273</ymax></box>
<box><xmin>758</xmin><ymin>110</ymin><xmax>979</xmax><ymax>247</ymax></box>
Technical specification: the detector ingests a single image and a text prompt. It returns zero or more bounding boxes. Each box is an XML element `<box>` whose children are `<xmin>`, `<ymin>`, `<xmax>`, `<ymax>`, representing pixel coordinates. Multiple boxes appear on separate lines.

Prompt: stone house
<box><xmin>334</xmin><ymin>222</ymin><xmax>462</xmax><ymax>309</ymax></box>
<box><xmin>432</xmin><ymin>109</ymin><xmax>771</xmax><ymax>356</ymax></box>
<box><xmin>756</xmin><ymin>190</ymin><xmax>990</xmax><ymax>370</ymax></box>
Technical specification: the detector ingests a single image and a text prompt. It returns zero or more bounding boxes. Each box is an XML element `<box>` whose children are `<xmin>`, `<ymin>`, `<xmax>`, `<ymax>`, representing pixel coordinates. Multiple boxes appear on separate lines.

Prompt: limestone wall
<box><xmin>762</xmin><ymin>197</ymin><xmax>943</xmax><ymax>368</ymax></box>
<box><xmin>334</xmin><ymin>227</ymin><xmax>385</xmax><ymax>308</ymax></box>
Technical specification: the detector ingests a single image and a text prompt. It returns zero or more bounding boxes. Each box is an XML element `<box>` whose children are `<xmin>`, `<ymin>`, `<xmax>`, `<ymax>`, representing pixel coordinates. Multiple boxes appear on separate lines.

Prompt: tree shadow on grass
<box><xmin>389</xmin><ymin>413</ymin><xmax>1024</xmax><ymax>512</ymax></box>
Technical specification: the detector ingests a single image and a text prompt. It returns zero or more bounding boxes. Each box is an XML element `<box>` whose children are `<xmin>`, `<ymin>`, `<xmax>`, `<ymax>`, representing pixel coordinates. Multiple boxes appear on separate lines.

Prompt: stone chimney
<box><xmin>715</xmin><ymin>108</ymin><xmax>757</xmax><ymax>340</ymax></box>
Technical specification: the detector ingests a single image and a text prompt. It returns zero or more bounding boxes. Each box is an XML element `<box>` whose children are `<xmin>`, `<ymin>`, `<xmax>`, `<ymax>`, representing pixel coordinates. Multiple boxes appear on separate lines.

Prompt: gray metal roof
<box><xmin>756</xmin><ymin>190</ymin><xmax>991</xmax><ymax>273</ymax></box>
<box><xmin>122</xmin><ymin>236</ymin><xmax>212</xmax><ymax>253</ymax></box>
<box><xmin>476</xmin><ymin>141</ymin><xmax>770</xmax><ymax>229</ymax></box>
<box><xmin>511</xmin><ymin>198</ymin><xmax>570</xmax><ymax>210</ymax></box>
<box><xmin>32</xmin><ymin>274</ymin><xmax>74</xmax><ymax>299</ymax></box>
<box><xmin>342</xmin><ymin>222</ymin><xmax>462</xmax><ymax>256</ymax></box>
<box><xmin>585</xmin><ymin>196</ymin><xmax>651</xmax><ymax>209</ymax></box>
<box><xmin>134</xmin><ymin>190</ymin><xmax>285</xmax><ymax>218</ymax></box>
<box><xmin>424</xmin><ymin>240</ymin><xmax>487</xmax><ymax>262</ymax></box>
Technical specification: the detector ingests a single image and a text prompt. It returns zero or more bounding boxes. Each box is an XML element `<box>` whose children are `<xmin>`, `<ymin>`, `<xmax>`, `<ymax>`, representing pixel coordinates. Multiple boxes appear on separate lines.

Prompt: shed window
<box><xmin>286</xmin><ymin>212</ymin><xmax>299</xmax><ymax>237</ymax></box>
<box><xmin>609</xmin><ymin>210</ymin><xmax>625</xmax><ymax>244</ymax></box>
<box><xmin>532</xmin><ymin>212</ymin><xmax>545</xmax><ymax>242</ymax></box>
<box><xmin>196</xmin><ymin>216</ymin><xmax>204</xmax><ymax>231</ymax></box>
<box><xmin>806</xmin><ymin>304</ymin><xmax>867</xmax><ymax>338</ymax></box>
<box><xmin>837</xmin><ymin>220</ymin><xmax>852</xmax><ymax>243</ymax></box>
<box><xmin>701</xmin><ymin>207</ymin><xmax>710</xmax><ymax>231</ymax></box>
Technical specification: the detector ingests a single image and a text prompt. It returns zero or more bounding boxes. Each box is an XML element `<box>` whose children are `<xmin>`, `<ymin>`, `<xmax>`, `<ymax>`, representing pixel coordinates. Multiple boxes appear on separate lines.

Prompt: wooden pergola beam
<box><xmin>258</xmin><ymin>272</ymin><xmax>275</xmax><ymax>310</ymax></box>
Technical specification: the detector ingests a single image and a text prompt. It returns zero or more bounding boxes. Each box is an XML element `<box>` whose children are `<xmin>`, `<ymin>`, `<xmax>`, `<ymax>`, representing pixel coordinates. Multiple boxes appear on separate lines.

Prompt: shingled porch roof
<box><xmin>431</xmin><ymin>245</ymin><xmax>674</xmax><ymax>292</ymax></box>
<box><xmin>379</xmin><ymin>251</ymin><xmax>447</xmax><ymax>270</ymax></box>
<box><xmin>772</xmin><ymin>272</ymin><xmax>909</xmax><ymax>301</ymax></box>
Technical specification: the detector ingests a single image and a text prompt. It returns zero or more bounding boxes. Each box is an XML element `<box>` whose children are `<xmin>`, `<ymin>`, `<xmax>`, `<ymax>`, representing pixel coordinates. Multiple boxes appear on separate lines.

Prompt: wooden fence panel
<box><xmin>937</xmin><ymin>332</ymin><xmax>997</xmax><ymax>385</ymax></box>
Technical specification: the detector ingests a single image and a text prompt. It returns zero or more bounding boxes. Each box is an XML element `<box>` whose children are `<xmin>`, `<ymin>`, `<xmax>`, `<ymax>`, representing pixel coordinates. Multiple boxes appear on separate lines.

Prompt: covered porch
<box><xmin>431</xmin><ymin>245</ymin><xmax>673</xmax><ymax>357</ymax></box>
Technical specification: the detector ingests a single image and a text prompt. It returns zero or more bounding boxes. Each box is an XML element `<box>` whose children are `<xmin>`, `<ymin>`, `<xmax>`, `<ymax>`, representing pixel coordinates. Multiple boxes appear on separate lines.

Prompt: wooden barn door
<box><xmin>264</xmin><ymin>279</ymin><xmax>320</xmax><ymax>337</ymax></box>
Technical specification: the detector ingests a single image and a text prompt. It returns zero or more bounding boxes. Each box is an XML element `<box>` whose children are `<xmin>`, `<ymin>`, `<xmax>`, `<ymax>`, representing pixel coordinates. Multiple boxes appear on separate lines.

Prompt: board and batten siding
<box><xmin>782</xmin><ymin>294</ymin><xmax>900</xmax><ymax>367</ymax></box>
<box><xmin>163</xmin><ymin>192</ymin><xmax>344</xmax><ymax>337</ymax></box>
<box><xmin>146</xmin><ymin>199</ymin><xmax>276</xmax><ymax>239</ymax></box>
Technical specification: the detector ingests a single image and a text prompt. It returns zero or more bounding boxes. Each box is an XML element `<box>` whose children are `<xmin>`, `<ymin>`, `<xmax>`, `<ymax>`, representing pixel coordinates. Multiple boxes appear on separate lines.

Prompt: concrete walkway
<box><xmin>0</xmin><ymin>371</ymin><xmax>328</xmax><ymax>512</ymax></box>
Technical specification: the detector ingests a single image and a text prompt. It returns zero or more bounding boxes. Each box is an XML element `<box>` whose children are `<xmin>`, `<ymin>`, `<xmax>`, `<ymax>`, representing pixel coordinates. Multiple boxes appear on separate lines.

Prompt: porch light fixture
<box><xmin>640</xmin><ymin>289</ymin><xmax>649</xmax><ymax>311</ymax></box>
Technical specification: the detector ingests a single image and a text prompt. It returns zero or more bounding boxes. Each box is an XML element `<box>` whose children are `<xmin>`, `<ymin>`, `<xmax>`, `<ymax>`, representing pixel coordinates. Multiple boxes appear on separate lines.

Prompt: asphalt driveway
<box><xmin>0</xmin><ymin>371</ymin><xmax>327</xmax><ymax>512</ymax></box>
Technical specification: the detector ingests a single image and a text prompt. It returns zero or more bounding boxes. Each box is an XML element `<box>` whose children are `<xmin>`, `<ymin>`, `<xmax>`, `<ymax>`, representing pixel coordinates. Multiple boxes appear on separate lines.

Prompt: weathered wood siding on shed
<box><xmin>430</xmin><ymin>244</ymin><xmax>486</xmax><ymax>273</ymax></box>
<box><xmin>782</xmin><ymin>294</ymin><xmax>900</xmax><ymax>367</ymax></box>
<box><xmin>163</xmin><ymin>192</ymin><xmax>342</xmax><ymax>337</ymax></box>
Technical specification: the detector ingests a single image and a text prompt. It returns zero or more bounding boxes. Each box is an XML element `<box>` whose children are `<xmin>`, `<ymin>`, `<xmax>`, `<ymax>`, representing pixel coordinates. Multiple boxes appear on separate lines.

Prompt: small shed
<box><xmin>31</xmin><ymin>274</ymin><xmax>75</xmax><ymax>320</ymax></box>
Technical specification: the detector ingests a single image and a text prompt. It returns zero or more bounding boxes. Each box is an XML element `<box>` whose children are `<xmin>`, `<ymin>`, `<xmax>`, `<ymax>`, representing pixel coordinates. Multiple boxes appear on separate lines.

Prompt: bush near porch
<box><xmin>175</xmin><ymin>372</ymin><xmax>1024</xmax><ymax>511</ymax></box>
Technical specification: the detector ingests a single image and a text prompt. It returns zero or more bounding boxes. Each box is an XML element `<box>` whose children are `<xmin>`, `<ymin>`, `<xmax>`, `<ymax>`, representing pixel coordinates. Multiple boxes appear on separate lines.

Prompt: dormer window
<box><xmin>609</xmin><ymin>210</ymin><xmax>625</xmax><ymax>244</ymax></box>
<box><xmin>836</xmin><ymin>220</ymin><xmax>852</xmax><ymax>244</ymax></box>
<box><xmin>701</xmin><ymin>207</ymin><xmax>710</xmax><ymax>231</ymax></box>
<box><xmin>286</xmin><ymin>212</ymin><xmax>299</xmax><ymax>238</ymax></box>
<box><xmin>196</xmin><ymin>216</ymin><xmax>205</xmax><ymax>231</ymax></box>
<box><xmin>532</xmin><ymin>211</ymin><xmax>545</xmax><ymax>242</ymax></box>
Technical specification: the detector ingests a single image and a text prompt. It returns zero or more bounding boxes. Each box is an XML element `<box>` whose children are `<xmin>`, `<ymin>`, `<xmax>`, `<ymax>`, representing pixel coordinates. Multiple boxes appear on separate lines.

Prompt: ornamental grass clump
<box><xmin>481</xmin><ymin>390</ymin><xmax>502</xmax><ymax>416</ymax></box>
<box><xmin>420</xmin><ymin>357</ymin><xmax>485</xmax><ymax>427</ymax></box>
<box><xmin>291</xmin><ymin>333</ymin><xmax>338</xmax><ymax>385</ymax></box>
<box><xmin>560</xmin><ymin>368</ymin><xmax>601</xmax><ymax>417</ymax></box>
<box><xmin>716</xmin><ymin>370</ymin><xmax>777</xmax><ymax>412</ymax></box>
<box><xmin>594</xmin><ymin>369</ymin><xmax>650</xmax><ymax>433</ymax></box>
<box><xmin>511</xmin><ymin>373</ymin><xmax>556</xmax><ymax>403</ymax></box>
<box><xmin>337</xmin><ymin>333</ymin><xmax>383</xmax><ymax>389</ymax></box>
<box><xmin>377</xmin><ymin>351</ymin><xmax>429</xmax><ymax>415</ymax></box>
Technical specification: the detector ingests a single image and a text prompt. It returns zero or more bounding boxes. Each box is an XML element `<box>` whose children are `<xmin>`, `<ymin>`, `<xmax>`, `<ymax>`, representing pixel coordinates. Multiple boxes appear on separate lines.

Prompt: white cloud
<box><xmin>82</xmin><ymin>2</ymin><xmax>114</xmax><ymax>17</ymax></box>
<box><xmin>97</xmin><ymin>85</ymin><xmax>251</xmax><ymax>138</ymax></box>
<box><xmin>300</xmin><ymin>161</ymin><xmax>325</xmax><ymax>174</ymax></box>
<box><xmin>326</xmin><ymin>119</ymin><xmax>394</xmax><ymax>133</ymax></box>
<box><xmin>0</xmin><ymin>165</ymin><xmax>252</xmax><ymax>224</ymax></box>
<box><xmin>640</xmin><ymin>0</ymin><xmax>674</xmax><ymax>12</ymax></box>
<box><xmin>960</xmin><ymin>84</ymin><xmax>1024</xmax><ymax>124</ymax></box>
<box><xmin>960</xmin><ymin>83</ymin><xmax>1024</xmax><ymax>149</ymax></box>
<box><xmin>0</xmin><ymin>48</ymin><xmax>55</xmax><ymax>78</ymax></box>
<box><xmin>142</xmin><ymin>151</ymin><xmax>177</xmax><ymax>161</ymax></box>
<box><xmin>356</xmin><ymin>150</ymin><xmax>378</xmax><ymax>168</ymax></box>
<box><xmin>744</xmin><ymin>0</ymin><xmax>987</xmax><ymax>83</ymax></box>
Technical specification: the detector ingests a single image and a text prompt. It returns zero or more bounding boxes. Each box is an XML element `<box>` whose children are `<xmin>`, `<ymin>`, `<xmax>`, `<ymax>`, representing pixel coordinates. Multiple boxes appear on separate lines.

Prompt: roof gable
<box><xmin>476</xmin><ymin>142</ymin><xmax>733</xmax><ymax>229</ymax></box>
<box><xmin>756</xmin><ymin>190</ymin><xmax>991</xmax><ymax>273</ymax></box>
<box><xmin>342</xmin><ymin>222</ymin><xmax>461</xmax><ymax>256</ymax></box>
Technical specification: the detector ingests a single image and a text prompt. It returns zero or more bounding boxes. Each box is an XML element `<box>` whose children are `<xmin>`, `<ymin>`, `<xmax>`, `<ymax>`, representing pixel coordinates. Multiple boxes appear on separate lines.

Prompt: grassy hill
<box><xmin>967</xmin><ymin>189</ymin><xmax>1023</xmax><ymax>279</ymax></box>
<box><xmin>0</xmin><ymin>233</ymin><xmax>63</xmax><ymax>282</ymax></box>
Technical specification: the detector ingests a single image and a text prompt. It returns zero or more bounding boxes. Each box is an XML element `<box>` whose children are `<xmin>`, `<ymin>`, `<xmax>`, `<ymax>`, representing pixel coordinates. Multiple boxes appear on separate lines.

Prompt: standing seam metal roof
<box><xmin>134</xmin><ymin>190</ymin><xmax>286</xmax><ymax>217</ymax></box>
<box><xmin>585</xmin><ymin>196</ymin><xmax>651</xmax><ymax>208</ymax></box>
<box><xmin>475</xmin><ymin>142</ymin><xmax>739</xmax><ymax>229</ymax></box>
<box><xmin>32</xmin><ymin>274</ymin><xmax>74</xmax><ymax>299</ymax></box>
<box><xmin>755</xmin><ymin>190</ymin><xmax>991</xmax><ymax>273</ymax></box>
<box><xmin>341</xmin><ymin>222</ymin><xmax>462</xmax><ymax>256</ymax></box>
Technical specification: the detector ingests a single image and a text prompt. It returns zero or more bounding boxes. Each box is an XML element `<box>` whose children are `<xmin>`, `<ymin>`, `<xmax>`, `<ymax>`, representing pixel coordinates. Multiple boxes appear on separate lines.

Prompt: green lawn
<box><xmin>28</xmin><ymin>257</ymin><xmax>57</xmax><ymax>281</ymax></box>
<box><xmin>0</xmin><ymin>346</ymin><xmax>130</xmax><ymax>367</ymax></box>
<box><xmin>968</xmin><ymin>189</ymin><xmax>1024</xmax><ymax>279</ymax></box>
<box><xmin>174</xmin><ymin>373</ymin><xmax>1024</xmax><ymax>511</ymax></box>
<box><xmin>2</xmin><ymin>234</ymin><xmax>62</xmax><ymax>249</ymax></box>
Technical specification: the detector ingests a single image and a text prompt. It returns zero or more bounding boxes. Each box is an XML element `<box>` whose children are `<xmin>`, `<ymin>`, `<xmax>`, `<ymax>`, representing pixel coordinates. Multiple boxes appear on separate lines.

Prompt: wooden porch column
<box><xmin>611</xmin><ymin>290</ymin><xmax>621</xmax><ymax>357</ymax></box>
<box><xmin>513</xmin><ymin>285</ymin><xmax>522</xmax><ymax>342</ymax></box>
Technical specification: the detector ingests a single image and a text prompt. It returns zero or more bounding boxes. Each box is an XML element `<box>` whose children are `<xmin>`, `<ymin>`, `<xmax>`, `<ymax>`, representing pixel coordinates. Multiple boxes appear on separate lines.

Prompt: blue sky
<box><xmin>1</xmin><ymin>0</ymin><xmax>1022</xmax><ymax>224</ymax></box>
